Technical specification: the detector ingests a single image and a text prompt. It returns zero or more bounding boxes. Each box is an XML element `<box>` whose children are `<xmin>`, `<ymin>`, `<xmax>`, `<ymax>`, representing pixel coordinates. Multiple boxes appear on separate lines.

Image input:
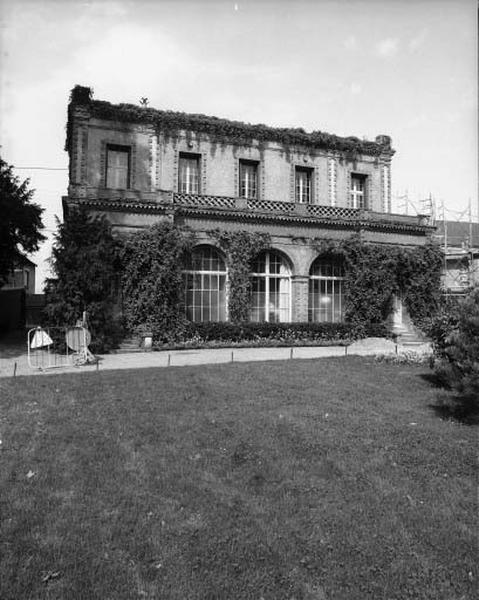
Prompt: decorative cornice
<box><xmin>63</xmin><ymin>195</ymin><xmax>433</xmax><ymax>235</ymax></box>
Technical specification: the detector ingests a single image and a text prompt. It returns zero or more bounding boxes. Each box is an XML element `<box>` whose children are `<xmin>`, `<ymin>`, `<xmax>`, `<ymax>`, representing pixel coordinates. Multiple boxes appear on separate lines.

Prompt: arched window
<box><xmin>309</xmin><ymin>257</ymin><xmax>345</xmax><ymax>322</ymax></box>
<box><xmin>251</xmin><ymin>251</ymin><xmax>291</xmax><ymax>322</ymax></box>
<box><xmin>184</xmin><ymin>246</ymin><xmax>227</xmax><ymax>322</ymax></box>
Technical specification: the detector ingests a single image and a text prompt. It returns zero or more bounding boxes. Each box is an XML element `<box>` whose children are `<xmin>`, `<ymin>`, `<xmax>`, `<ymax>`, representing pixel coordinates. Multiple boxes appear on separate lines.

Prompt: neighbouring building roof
<box><xmin>434</xmin><ymin>220</ymin><xmax>479</xmax><ymax>248</ymax></box>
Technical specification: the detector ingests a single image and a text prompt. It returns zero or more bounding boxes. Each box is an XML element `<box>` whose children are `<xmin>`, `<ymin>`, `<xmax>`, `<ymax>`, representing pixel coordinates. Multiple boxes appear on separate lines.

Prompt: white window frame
<box><xmin>308</xmin><ymin>258</ymin><xmax>345</xmax><ymax>323</ymax></box>
<box><xmin>239</xmin><ymin>160</ymin><xmax>258</xmax><ymax>199</ymax></box>
<box><xmin>250</xmin><ymin>251</ymin><xmax>291</xmax><ymax>323</ymax></box>
<box><xmin>350</xmin><ymin>173</ymin><xmax>367</xmax><ymax>209</ymax></box>
<box><xmin>106</xmin><ymin>144</ymin><xmax>130</xmax><ymax>189</ymax></box>
<box><xmin>295</xmin><ymin>166</ymin><xmax>313</xmax><ymax>204</ymax></box>
<box><xmin>183</xmin><ymin>246</ymin><xmax>227</xmax><ymax>322</ymax></box>
<box><xmin>179</xmin><ymin>153</ymin><xmax>200</xmax><ymax>194</ymax></box>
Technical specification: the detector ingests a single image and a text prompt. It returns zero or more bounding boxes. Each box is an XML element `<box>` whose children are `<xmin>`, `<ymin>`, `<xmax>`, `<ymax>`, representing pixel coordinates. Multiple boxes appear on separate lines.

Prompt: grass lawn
<box><xmin>0</xmin><ymin>357</ymin><xmax>477</xmax><ymax>600</ymax></box>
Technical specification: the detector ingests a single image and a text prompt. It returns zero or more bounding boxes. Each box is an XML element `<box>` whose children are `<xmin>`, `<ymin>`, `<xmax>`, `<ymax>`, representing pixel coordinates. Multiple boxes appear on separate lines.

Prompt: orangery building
<box><xmin>63</xmin><ymin>86</ymin><xmax>434</xmax><ymax>327</ymax></box>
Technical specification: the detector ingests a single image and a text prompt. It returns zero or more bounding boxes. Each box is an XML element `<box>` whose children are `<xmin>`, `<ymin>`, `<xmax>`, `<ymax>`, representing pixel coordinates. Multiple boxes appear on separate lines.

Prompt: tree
<box><xmin>44</xmin><ymin>208</ymin><xmax>123</xmax><ymax>352</ymax></box>
<box><xmin>430</xmin><ymin>285</ymin><xmax>479</xmax><ymax>417</ymax></box>
<box><xmin>0</xmin><ymin>157</ymin><xmax>45</xmax><ymax>285</ymax></box>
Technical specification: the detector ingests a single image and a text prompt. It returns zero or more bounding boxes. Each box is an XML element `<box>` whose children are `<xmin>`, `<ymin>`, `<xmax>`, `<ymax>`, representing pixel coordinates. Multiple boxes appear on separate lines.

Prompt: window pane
<box><xmin>351</xmin><ymin>175</ymin><xmax>366</xmax><ymax>209</ymax></box>
<box><xmin>295</xmin><ymin>168</ymin><xmax>311</xmax><ymax>203</ymax></box>
<box><xmin>250</xmin><ymin>252</ymin><xmax>290</xmax><ymax>323</ymax></box>
<box><xmin>179</xmin><ymin>155</ymin><xmax>200</xmax><ymax>194</ymax></box>
<box><xmin>239</xmin><ymin>161</ymin><xmax>258</xmax><ymax>199</ymax></box>
<box><xmin>182</xmin><ymin>246</ymin><xmax>227</xmax><ymax>322</ymax></box>
<box><xmin>309</xmin><ymin>257</ymin><xmax>345</xmax><ymax>323</ymax></box>
<box><xmin>106</xmin><ymin>148</ymin><xmax>129</xmax><ymax>189</ymax></box>
<box><xmin>252</xmin><ymin>256</ymin><xmax>266</xmax><ymax>274</ymax></box>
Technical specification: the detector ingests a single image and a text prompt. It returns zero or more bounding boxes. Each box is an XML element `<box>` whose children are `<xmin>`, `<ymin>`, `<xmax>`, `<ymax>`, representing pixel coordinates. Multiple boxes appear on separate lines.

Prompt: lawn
<box><xmin>0</xmin><ymin>357</ymin><xmax>477</xmax><ymax>600</ymax></box>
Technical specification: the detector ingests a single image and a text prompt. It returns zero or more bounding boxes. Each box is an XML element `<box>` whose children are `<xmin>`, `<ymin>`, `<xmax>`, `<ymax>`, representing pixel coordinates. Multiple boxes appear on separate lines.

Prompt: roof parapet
<box><xmin>66</xmin><ymin>85</ymin><xmax>395</xmax><ymax>158</ymax></box>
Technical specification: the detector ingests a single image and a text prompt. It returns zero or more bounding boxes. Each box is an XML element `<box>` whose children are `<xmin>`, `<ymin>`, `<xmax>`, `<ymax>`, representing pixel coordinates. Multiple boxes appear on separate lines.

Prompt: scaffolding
<box><xmin>394</xmin><ymin>193</ymin><xmax>479</xmax><ymax>294</ymax></box>
<box><xmin>395</xmin><ymin>190</ymin><xmax>434</xmax><ymax>224</ymax></box>
<box><xmin>434</xmin><ymin>200</ymin><xmax>479</xmax><ymax>295</ymax></box>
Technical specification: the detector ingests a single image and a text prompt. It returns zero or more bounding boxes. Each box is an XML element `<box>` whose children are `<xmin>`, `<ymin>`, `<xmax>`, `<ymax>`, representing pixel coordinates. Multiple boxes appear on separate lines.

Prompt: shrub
<box><xmin>430</xmin><ymin>286</ymin><xmax>479</xmax><ymax>417</ymax></box>
<box><xmin>421</xmin><ymin>296</ymin><xmax>461</xmax><ymax>358</ymax></box>
<box><xmin>154</xmin><ymin>321</ymin><xmax>390</xmax><ymax>348</ymax></box>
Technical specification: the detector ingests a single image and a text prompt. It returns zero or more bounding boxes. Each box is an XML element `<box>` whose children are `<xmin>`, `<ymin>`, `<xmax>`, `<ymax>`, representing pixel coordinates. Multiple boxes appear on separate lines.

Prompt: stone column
<box><xmin>291</xmin><ymin>275</ymin><xmax>309</xmax><ymax>322</ymax></box>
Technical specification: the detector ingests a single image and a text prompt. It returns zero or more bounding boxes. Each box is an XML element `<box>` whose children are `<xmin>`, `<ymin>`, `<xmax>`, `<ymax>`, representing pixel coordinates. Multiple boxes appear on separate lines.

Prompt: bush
<box><xmin>154</xmin><ymin>321</ymin><xmax>390</xmax><ymax>348</ymax></box>
<box><xmin>429</xmin><ymin>286</ymin><xmax>479</xmax><ymax>417</ymax></box>
<box><xmin>420</xmin><ymin>295</ymin><xmax>461</xmax><ymax>357</ymax></box>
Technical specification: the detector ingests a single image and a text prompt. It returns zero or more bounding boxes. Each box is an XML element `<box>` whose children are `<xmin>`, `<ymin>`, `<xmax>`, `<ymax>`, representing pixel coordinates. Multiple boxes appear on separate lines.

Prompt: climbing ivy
<box><xmin>121</xmin><ymin>222</ymin><xmax>195</xmax><ymax>341</ymax></box>
<box><xmin>310</xmin><ymin>236</ymin><xmax>443</xmax><ymax>327</ymax></box>
<box><xmin>68</xmin><ymin>85</ymin><xmax>390</xmax><ymax>157</ymax></box>
<box><xmin>210</xmin><ymin>230</ymin><xmax>271</xmax><ymax>323</ymax></box>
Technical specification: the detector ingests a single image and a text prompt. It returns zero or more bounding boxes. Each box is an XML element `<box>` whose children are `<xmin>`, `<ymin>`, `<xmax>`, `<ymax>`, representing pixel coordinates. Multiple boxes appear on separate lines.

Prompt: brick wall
<box><xmin>72</xmin><ymin>111</ymin><xmax>390</xmax><ymax>211</ymax></box>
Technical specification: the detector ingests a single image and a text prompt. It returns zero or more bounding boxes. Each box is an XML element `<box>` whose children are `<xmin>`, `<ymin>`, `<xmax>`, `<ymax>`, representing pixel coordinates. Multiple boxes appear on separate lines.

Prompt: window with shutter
<box><xmin>106</xmin><ymin>145</ymin><xmax>131</xmax><ymax>189</ymax></box>
<box><xmin>350</xmin><ymin>174</ymin><xmax>367</xmax><ymax>209</ymax></box>
<box><xmin>179</xmin><ymin>153</ymin><xmax>200</xmax><ymax>194</ymax></box>
<box><xmin>295</xmin><ymin>167</ymin><xmax>313</xmax><ymax>203</ymax></box>
<box><xmin>239</xmin><ymin>160</ymin><xmax>258</xmax><ymax>199</ymax></box>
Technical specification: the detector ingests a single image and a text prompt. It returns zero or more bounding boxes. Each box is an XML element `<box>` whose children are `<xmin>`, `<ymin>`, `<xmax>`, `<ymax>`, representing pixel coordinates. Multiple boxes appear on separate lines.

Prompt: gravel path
<box><xmin>0</xmin><ymin>338</ymin><xmax>432</xmax><ymax>378</ymax></box>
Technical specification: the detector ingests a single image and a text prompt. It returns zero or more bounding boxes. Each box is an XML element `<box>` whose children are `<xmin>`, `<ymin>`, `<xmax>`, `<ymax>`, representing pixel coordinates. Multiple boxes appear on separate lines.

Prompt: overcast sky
<box><xmin>1</xmin><ymin>0</ymin><xmax>477</xmax><ymax>291</ymax></box>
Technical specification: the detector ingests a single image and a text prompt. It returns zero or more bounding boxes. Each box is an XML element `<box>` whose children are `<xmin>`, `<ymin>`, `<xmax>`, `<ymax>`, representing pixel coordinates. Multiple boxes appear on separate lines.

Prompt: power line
<box><xmin>13</xmin><ymin>166</ymin><xmax>68</xmax><ymax>171</ymax></box>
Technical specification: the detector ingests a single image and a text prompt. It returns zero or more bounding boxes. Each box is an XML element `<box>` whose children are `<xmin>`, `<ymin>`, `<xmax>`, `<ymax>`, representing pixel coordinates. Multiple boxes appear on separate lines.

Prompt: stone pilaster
<box><xmin>381</xmin><ymin>161</ymin><xmax>392</xmax><ymax>213</ymax></box>
<box><xmin>291</xmin><ymin>275</ymin><xmax>309</xmax><ymax>322</ymax></box>
<box><xmin>149</xmin><ymin>134</ymin><xmax>158</xmax><ymax>191</ymax></box>
<box><xmin>328</xmin><ymin>157</ymin><xmax>337</xmax><ymax>206</ymax></box>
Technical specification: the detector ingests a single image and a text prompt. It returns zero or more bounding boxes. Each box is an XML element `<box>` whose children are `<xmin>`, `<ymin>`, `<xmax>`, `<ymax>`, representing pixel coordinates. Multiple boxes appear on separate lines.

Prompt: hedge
<box><xmin>154</xmin><ymin>321</ymin><xmax>390</xmax><ymax>348</ymax></box>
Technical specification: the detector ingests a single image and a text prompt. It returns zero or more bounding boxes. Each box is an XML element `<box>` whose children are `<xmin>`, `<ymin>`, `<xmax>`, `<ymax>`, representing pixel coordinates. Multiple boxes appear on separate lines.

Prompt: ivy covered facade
<box><xmin>63</xmin><ymin>86</ymin><xmax>437</xmax><ymax>333</ymax></box>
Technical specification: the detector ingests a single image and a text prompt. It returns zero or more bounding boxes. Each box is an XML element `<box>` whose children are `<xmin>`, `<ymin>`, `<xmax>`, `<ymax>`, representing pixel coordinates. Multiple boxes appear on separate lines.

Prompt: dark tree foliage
<box><xmin>430</xmin><ymin>285</ymin><xmax>479</xmax><ymax>416</ymax></box>
<box><xmin>44</xmin><ymin>208</ymin><xmax>123</xmax><ymax>352</ymax></box>
<box><xmin>0</xmin><ymin>157</ymin><xmax>45</xmax><ymax>286</ymax></box>
<box><xmin>121</xmin><ymin>221</ymin><xmax>195</xmax><ymax>341</ymax></box>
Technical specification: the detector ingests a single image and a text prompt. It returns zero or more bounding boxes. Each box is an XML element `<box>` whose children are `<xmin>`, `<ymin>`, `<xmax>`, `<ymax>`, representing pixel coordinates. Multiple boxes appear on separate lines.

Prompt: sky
<box><xmin>0</xmin><ymin>0</ymin><xmax>477</xmax><ymax>292</ymax></box>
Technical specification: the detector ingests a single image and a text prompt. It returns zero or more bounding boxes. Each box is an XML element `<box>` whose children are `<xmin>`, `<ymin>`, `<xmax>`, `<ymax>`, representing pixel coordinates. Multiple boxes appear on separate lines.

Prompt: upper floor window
<box><xmin>106</xmin><ymin>145</ymin><xmax>130</xmax><ymax>189</ymax></box>
<box><xmin>350</xmin><ymin>174</ymin><xmax>367</xmax><ymax>209</ymax></box>
<box><xmin>239</xmin><ymin>160</ymin><xmax>258</xmax><ymax>199</ymax></box>
<box><xmin>295</xmin><ymin>167</ymin><xmax>313</xmax><ymax>204</ymax></box>
<box><xmin>179</xmin><ymin>153</ymin><xmax>200</xmax><ymax>194</ymax></box>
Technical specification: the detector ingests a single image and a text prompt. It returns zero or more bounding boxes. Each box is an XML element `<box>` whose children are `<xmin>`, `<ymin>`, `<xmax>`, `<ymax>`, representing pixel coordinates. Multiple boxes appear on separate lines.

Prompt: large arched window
<box><xmin>309</xmin><ymin>257</ymin><xmax>345</xmax><ymax>322</ymax></box>
<box><xmin>183</xmin><ymin>246</ymin><xmax>227</xmax><ymax>322</ymax></box>
<box><xmin>250</xmin><ymin>251</ymin><xmax>291</xmax><ymax>322</ymax></box>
